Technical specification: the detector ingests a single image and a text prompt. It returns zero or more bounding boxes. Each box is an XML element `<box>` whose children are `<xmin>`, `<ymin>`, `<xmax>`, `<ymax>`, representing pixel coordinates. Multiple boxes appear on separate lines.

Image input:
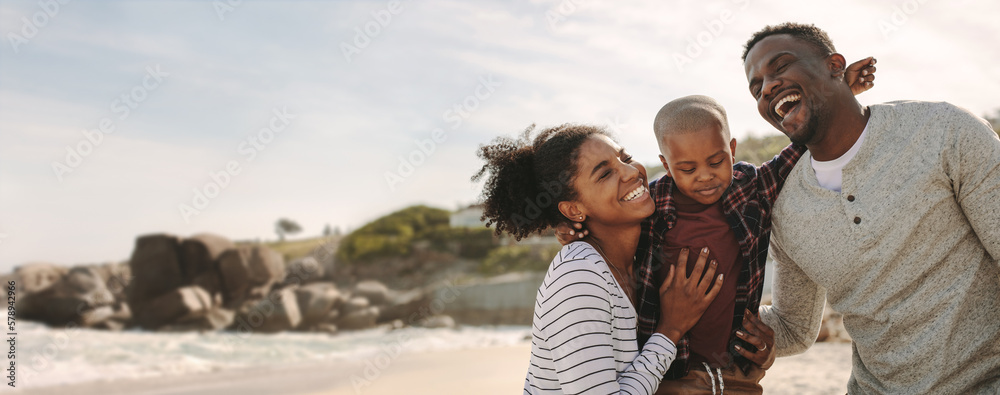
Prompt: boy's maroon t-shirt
<box><xmin>660</xmin><ymin>197</ymin><xmax>743</xmax><ymax>368</ymax></box>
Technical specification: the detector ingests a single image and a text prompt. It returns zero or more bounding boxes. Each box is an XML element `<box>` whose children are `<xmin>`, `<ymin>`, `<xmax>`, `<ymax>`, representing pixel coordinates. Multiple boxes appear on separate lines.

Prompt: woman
<box><xmin>474</xmin><ymin>125</ymin><xmax>740</xmax><ymax>394</ymax></box>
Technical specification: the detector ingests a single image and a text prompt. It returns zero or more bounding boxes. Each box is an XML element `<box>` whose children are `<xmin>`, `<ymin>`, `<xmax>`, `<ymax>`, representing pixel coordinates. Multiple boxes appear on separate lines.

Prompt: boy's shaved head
<box><xmin>653</xmin><ymin>95</ymin><xmax>731</xmax><ymax>153</ymax></box>
<box><xmin>653</xmin><ymin>95</ymin><xmax>737</xmax><ymax>205</ymax></box>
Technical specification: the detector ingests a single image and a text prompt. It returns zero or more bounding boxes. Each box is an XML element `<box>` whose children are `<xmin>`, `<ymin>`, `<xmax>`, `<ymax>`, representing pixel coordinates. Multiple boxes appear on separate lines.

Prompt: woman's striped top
<box><xmin>523</xmin><ymin>241</ymin><xmax>676</xmax><ymax>394</ymax></box>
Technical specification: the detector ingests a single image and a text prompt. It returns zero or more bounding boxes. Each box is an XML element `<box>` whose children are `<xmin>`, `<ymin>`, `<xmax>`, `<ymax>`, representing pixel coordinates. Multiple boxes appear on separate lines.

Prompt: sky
<box><xmin>1</xmin><ymin>0</ymin><xmax>998</xmax><ymax>271</ymax></box>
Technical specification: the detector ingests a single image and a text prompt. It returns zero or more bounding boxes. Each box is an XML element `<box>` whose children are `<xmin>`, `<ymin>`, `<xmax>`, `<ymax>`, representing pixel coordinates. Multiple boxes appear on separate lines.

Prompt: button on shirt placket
<box><xmin>847</xmin><ymin>193</ymin><xmax>861</xmax><ymax>225</ymax></box>
<box><xmin>843</xmin><ymin>170</ymin><xmax>861</xmax><ymax>228</ymax></box>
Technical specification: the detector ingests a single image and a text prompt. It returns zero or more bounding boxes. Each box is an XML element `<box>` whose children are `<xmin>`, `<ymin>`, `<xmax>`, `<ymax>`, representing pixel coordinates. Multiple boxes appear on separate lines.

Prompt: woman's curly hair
<box><xmin>472</xmin><ymin>124</ymin><xmax>612</xmax><ymax>240</ymax></box>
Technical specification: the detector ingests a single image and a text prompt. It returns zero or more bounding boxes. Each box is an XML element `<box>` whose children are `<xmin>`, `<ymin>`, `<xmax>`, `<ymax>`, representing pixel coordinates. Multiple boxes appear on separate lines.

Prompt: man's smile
<box><xmin>770</xmin><ymin>89</ymin><xmax>802</xmax><ymax>122</ymax></box>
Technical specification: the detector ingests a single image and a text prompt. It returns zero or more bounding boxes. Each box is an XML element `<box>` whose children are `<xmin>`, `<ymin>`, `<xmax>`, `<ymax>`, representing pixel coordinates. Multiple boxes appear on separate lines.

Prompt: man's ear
<box><xmin>558</xmin><ymin>201</ymin><xmax>585</xmax><ymax>222</ymax></box>
<box><xmin>659</xmin><ymin>154</ymin><xmax>672</xmax><ymax>178</ymax></box>
<box><xmin>729</xmin><ymin>138</ymin><xmax>738</xmax><ymax>163</ymax></box>
<box><xmin>828</xmin><ymin>53</ymin><xmax>847</xmax><ymax>79</ymax></box>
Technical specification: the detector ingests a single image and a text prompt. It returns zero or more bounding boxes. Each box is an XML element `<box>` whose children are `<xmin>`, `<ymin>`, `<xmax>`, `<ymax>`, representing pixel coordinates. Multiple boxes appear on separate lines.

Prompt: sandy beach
<box><xmin>18</xmin><ymin>342</ymin><xmax>852</xmax><ymax>395</ymax></box>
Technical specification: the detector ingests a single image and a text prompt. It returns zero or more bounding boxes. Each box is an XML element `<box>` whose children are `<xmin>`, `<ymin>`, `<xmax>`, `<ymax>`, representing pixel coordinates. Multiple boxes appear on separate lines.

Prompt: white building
<box><xmin>450</xmin><ymin>204</ymin><xmax>487</xmax><ymax>228</ymax></box>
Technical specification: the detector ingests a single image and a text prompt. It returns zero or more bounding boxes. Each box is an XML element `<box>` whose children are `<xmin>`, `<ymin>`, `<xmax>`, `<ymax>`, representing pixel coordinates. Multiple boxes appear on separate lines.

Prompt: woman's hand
<box><xmin>735</xmin><ymin>309</ymin><xmax>776</xmax><ymax>369</ymax></box>
<box><xmin>846</xmin><ymin>57</ymin><xmax>877</xmax><ymax>95</ymax></box>
<box><xmin>655</xmin><ymin>247</ymin><xmax>724</xmax><ymax>344</ymax></box>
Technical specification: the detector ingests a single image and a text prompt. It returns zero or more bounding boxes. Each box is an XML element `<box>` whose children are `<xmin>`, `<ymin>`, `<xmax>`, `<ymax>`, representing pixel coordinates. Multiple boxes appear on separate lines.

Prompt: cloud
<box><xmin>1</xmin><ymin>0</ymin><xmax>998</xmax><ymax>269</ymax></box>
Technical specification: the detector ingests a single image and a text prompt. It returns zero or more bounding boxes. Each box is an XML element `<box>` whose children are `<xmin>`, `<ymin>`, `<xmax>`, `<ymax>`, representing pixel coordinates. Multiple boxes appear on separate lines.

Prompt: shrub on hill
<box><xmin>337</xmin><ymin>205</ymin><xmax>452</xmax><ymax>263</ymax></box>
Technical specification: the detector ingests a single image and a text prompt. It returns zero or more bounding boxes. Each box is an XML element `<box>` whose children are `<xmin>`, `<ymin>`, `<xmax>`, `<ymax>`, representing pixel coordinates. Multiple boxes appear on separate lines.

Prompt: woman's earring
<box><xmin>578</xmin><ymin>216</ymin><xmax>584</xmax><ymax>221</ymax></box>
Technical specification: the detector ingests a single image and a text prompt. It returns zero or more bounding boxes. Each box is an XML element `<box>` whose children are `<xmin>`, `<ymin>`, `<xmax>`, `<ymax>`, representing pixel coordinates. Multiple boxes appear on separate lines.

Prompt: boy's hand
<box><xmin>846</xmin><ymin>57</ymin><xmax>877</xmax><ymax>95</ymax></box>
<box><xmin>554</xmin><ymin>221</ymin><xmax>588</xmax><ymax>245</ymax></box>
<box><xmin>735</xmin><ymin>309</ymin><xmax>776</xmax><ymax>369</ymax></box>
<box><xmin>655</xmin><ymin>247</ymin><xmax>724</xmax><ymax>344</ymax></box>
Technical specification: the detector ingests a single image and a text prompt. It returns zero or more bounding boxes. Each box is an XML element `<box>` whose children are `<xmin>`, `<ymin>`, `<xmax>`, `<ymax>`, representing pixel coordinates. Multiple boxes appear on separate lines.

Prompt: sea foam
<box><xmin>16</xmin><ymin>321</ymin><xmax>531</xmax><ymax>389</ymax></box>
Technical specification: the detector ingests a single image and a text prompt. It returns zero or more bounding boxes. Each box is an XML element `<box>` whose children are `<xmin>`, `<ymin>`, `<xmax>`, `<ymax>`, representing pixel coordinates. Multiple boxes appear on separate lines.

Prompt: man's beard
<box><xmin>787</xmin><ymin>111</ymin><xmax>822</xmax><ymax>146</ymax></box>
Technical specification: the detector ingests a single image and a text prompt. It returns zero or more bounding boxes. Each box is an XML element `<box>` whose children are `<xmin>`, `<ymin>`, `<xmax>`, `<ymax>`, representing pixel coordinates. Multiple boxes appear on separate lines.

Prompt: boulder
<box><xmin>134</xmin><ymin>286</ymin><xmax>213</xmax><ymax>330</ymax></box>
<box><xmin>105</xmin><ymin>302</ymin><xmax>132</xmax><ymax>326</ymax></box>
<box><xmin>127</xmin><ymin>234</ymin><xmax>185</xmax><ymax>306</ymax></box>
<box><xmin>70</xmin><ymin>287</ymin><xmax>116</xmax><ymax>311</ymax></box>
<box><xmin>23</xmin><ymin>296</ymin><xmax>86</xmax><ymax>326</ymax></box>
<box><xmin>219</xmin><ymin>246</ymin><xmax>285</xmax><ymax>307</ymax></box>
<box><xmin>19</xmin><ymin>266</ymin><xmax>116</xmax><ymax>326</ymax></box>
<box><xmin>284</xmin><ymin>257</ymin><xmax>324</xmax><ymax>285</ymax></box>
<box><xmin>377</xmin><ymin>288</ymin><xmax>431</xmax><ymax>323</ymax></box>
<box><xmin>15</xmin><ymin>263</ymin><xmax>67</xmax><ymax>294</ymax></box>
<box><xmin>93</xmin><ymin>319</ymin><xmax>125</xmax><ymax>331</ymax></box>
<box><xmin>353</xmin><ymin>280</ymin><xmax>389</xmax><ymax>305</ymax></box>
<box><xmin>386</xmin><ymin>319</ymin><xmax>405</xmax><ymax>330</ymax></box>
<box><xmin>342</xmin><ymin>297</ymin><xmax>370</xmax><ymax>314</ymax></box>
<box><xmin>235</xmin><ymin>288</ymin><xmax>301</xmax><ymax>333</ymax></box>
<box><xmin>79</xmin><ymin>306</ymin><xmax>116</xmax><ymax>328</ymax></box>
<box><xmin>312</xmin><ymin>323</ymin><xmax>338</xmax><ymax>335</ymax></box>
<box><xmin>336</xmin><ymin>306</ymin><xmax>379</xmax><ymax>330</ymax></box>
<box><xmin>192</xmin><ymin>271</ymin><xmax>224</xmax><ymax>302</ymax></box>
<box><xmin>165</xmin><ymin>307</ymin><xmax>235</xmax><ymax>332</ymax></box>
<box><xmin>324</xmin><ymin>309</ymin><xmax>340</xmax><ymax>323</ymax></box>
<box><xmin>179</xmin><ymin>233</ymin><xmax>234</xmax><ymax>283</ymax></box>
<box><xmin>247</xmin><ymin>247</ymin><xmax>285</xmax><ymax>284</ymax></box>
<box><xmin>91</xmin><ymin>262</ymin><xmax>131</xmax><ymax>302</ymax></box>
<box><xmin>0</xmin><ymin>273</ymin><xmax>15</xmax><ymax>293</ymax></box>
<box><xmin>294</xmin><ymin>283</ymin><xmax>341</xmax><ymax>328</ymax></box>
<box><xmin>334</xmin><ymin>291</ymin><xmax>351</xmax><ymax>309</ymax></box>
<box><xmin>418</xmin><ymin>315</ymin><xmax>456</xmax><ymax>329</ymax></box>
<box><xmin>63</xmin><ymin>266</ymin><xmax>105</xmax><ymax>296</ymax></box>
<box><xmin>80</xmin><ymin>304</ymin><xmax>129</xmax><ymax>331</ymax></box>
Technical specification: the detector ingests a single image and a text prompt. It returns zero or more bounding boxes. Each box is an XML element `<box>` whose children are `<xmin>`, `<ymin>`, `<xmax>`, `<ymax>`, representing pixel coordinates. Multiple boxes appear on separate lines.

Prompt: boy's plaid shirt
<box><xmin>632</xmin><ymin>143</ymin><xmax>806</xmax><ymax>379</ymax></box>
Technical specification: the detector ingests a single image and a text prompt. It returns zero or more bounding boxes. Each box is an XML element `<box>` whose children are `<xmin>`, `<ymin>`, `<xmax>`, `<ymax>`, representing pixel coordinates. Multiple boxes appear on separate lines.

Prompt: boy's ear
<box><xmin>729</xmin><ymin>138</ymin><xmax>738</xmax><ymax>163</ymax></box>
<box><xmin>828</xmin><ymin>53</ymin><xmax>847</xmax><ymax>79</ymax></box>
<box><xmin>558</xmin><ymin>201</ymin><xmax>585</xmax><ymax>222</ymax></box>
<box><xmin>659</xmin><ymin>154</ymin><xmax>672</xmax><ymax>178</ymax></box>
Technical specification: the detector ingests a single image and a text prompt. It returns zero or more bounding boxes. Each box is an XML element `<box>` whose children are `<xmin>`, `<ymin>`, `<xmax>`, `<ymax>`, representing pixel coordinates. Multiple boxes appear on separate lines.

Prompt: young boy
<box><xmin>639</xmin><ymin>95</ymin><xmax>793</xmax><ymax>393</ymax></box>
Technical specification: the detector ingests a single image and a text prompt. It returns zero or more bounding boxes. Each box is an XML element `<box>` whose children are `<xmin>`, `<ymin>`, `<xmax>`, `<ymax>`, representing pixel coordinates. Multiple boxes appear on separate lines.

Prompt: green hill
<box><xmin>336</xmin><ymin>205</ymin><xmax>453</xmax><ymax>263</ymax></box>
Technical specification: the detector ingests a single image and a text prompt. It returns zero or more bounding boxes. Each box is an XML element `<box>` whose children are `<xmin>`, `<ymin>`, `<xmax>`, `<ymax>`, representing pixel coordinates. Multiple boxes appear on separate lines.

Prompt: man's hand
<box><xmin>554</xmin><ymin>221</ymin><xmax>589</xmax><ymax>245</ymax></box>
<box><xmin>846</xmin><ymin>57</ymin><xmax>877</xmax><ymax>95</ymax></box>
<box><xmin>735</xmin><ymin>308</ymin><xmax>776</xmax><ymax>369</ymax></box>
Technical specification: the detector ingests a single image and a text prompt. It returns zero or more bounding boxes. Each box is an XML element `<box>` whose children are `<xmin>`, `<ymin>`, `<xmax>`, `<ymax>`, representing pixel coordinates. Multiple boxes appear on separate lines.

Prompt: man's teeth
<box><xmin>774</xmin><ymin>93</ymin><xmax>801</xmax><ymax>119</ymax></box>
<box><xmin>623</xmin><ymin>185</ymin><xmax>647</xmax><ymax>201</ymax></box>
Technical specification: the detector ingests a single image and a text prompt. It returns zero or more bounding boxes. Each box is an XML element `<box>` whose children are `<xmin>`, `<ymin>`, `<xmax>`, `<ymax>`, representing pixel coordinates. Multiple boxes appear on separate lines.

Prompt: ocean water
<box><xmin>15</xmin><ymin>322</ymin><xmax>532</xmax><ymax>389</ymax></box>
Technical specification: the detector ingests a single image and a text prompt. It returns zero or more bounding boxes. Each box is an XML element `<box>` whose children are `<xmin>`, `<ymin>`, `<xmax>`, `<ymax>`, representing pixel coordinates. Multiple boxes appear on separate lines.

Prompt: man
<box><xmin>742</xmin><ymin>22</ymin><xmax>1000</xmax><ymax>393</ymax></box>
